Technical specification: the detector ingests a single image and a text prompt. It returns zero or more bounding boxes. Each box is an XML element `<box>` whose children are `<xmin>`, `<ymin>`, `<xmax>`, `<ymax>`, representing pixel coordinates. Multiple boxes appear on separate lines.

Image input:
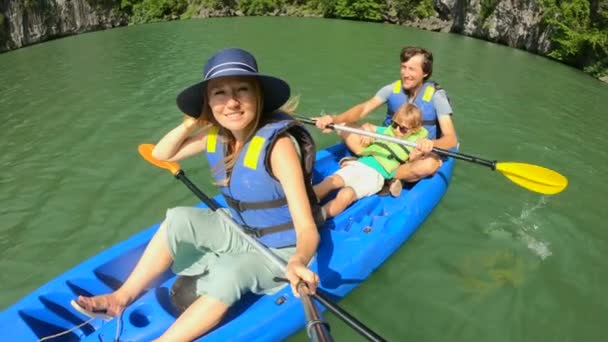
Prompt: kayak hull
<box><xmin>0</xmin><ymin>143</ymin><xmax>454</xmax><ymax>341</ymax></box>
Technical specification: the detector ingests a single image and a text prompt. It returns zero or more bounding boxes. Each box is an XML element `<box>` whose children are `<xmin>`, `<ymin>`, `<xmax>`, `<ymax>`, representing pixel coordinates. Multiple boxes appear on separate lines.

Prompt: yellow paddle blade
<box><xmin>138</xmin><ymin>144</ymin><xmax>181</xmax><ymax>175</ymax></box>
<box><xmin>495</xmin><ymin>162</ymin><xmax>568</xmax><ymax>195</ymax></box>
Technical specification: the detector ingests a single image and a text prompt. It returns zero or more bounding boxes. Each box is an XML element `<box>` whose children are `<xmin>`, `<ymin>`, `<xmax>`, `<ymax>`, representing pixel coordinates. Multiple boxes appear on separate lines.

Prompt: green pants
<box><xmin>164</xmin><ymin>207</ymin><xmax>295</xmax><ymax>306</ymax></box>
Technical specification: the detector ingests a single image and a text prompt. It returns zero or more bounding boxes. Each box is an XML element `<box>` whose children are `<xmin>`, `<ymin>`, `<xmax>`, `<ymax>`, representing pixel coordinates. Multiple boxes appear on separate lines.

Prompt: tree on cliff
<box><xmin>541</xmin><ymin>0</ymin><xmax>607</xmax><ymax>78</ymax></box>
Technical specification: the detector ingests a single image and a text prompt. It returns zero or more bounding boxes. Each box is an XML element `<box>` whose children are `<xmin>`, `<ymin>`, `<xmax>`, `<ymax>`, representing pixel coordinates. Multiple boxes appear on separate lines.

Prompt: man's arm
<box><xmin>434</xmin><ymin>116</ymin><xmax>458</xmax><ymax>150</ymax></box>
<box><xmin>432</xmin><ymin>89</ymin><xmax>458</xmax><ymax>150</ymax></box>
<box><xmin>332</xmin><ymin>95</ymin><xmax>385</xmax><ymax>124</ymax></box>
<box><xmin>315</xmin><ymin>82</ymin><xmax>393</xmax><ymax>130</ymax></box>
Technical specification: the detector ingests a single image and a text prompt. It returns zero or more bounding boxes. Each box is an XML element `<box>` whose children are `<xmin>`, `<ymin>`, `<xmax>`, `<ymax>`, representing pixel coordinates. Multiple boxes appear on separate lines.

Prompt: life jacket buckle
<box><xmin>224</xmin><ymin>195</ymin><xmax>246</xmax><ymax>212</ymax></box>
<box><xmin>243</xmin><ymin>225</ymin><xmax>262</xmax><ymax>238</ymax></box>
<box><xmin>235</xmin><ymin>200</ymin><xmax>246</xmax><ymax>212</ymax></box>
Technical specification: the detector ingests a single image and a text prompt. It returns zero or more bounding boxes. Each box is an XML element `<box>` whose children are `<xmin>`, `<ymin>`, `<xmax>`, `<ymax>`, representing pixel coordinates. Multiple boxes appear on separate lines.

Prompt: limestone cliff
<box><xmin>0</xmin><ymin>0</ymin><xmax>127</xmax><ymax>52</ymax></box>
<box><xmin>1</xmin><ymin>0</ymin><xmax>555</xmax><ymax>55</ymax></box>
<box><xmin>390</xmin><ymin>0</ymin><xmax>554</xmax><ymax>55</ymax></box>
<box><xmin>0</xmin><ymin>0</ymin><xmax>605</xmax><ymax>80</ymax></box>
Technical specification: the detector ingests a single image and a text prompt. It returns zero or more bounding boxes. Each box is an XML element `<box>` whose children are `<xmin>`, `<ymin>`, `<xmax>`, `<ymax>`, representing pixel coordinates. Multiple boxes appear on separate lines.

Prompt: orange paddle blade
<box><xmin>138</xmin><ymin>144</ymin><xmax>181</xmax><ymax>175</ymax></box>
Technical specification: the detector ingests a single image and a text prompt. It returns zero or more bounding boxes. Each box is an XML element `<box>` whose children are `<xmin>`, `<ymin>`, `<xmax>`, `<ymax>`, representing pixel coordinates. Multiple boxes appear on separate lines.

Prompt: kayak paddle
<box><xmin>296</xmin><ymin>116</ymin><xmax>568</xmax><ymax>195</ymax></box>
<box><xmin>139</xmin><ymin>144</ymin><xmax>386</xmax><ymax>342</ymax></box>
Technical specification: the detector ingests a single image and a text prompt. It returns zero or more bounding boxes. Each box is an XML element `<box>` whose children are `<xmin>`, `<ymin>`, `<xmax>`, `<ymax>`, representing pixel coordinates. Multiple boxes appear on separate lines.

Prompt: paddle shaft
<box><xmin>297</xmin><ymin>116</ymin><xmax>497</xmax><ymax>170</ymax></box>
<box><xmin>297</xmin><ymin>283</ymin><xmax>334</xmax><ymax>342</ymax></box>
<box><xmin>174</xmin><ymin>170</ymin><xmax>385</xmax><ymax>341</ymax></box>
<box><xmin>276</xmin><ymin>277</ymin><xmax>387</xmax><ymax>342</ymax></box>
<box><xmin>295</xmin><ymin>117</ymin><xmax>569</xmax><ymax>195</ymax></box>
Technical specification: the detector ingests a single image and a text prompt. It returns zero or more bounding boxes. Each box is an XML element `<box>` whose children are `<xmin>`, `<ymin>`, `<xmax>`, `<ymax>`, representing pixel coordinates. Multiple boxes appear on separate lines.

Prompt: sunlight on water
<box><xmin>456</xmin><ymin>249</ymin><xmax>529</xmax><ymax>296</ymax></box>
<box><xmin>452</xmin><ymin>198</ymin><xmax>554</xmax><ymax>297</ymax></box>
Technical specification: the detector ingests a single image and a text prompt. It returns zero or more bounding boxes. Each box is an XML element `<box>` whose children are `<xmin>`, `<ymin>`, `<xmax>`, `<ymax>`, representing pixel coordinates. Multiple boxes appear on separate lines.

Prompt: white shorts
<box><xmin>334</xmin><ymin>160</ymin><xmax>385</xmax><ymax>199</ymax></box>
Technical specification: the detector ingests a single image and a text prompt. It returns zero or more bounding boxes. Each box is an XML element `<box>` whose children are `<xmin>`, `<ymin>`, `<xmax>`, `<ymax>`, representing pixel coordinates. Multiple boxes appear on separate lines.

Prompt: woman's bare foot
<box><xmin>75</xmin><ymin>292</ymin><xmax>131</xmax><ymax>317</ymax></box>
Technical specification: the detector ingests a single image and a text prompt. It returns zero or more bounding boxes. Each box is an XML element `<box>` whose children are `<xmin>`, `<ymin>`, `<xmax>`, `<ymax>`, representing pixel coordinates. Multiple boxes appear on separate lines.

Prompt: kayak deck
<box><xmin>0</xmin><ymin>143</ymin><xmax>454</xmax><ymax>341</ymax></box>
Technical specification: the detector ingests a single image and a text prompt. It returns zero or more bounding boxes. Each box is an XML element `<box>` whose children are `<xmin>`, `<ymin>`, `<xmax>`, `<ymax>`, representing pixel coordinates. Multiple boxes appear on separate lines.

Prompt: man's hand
<box><xmin>313</xmin><ymin>115</ymin><xmax>335</xmax><ymax>134</ymax></box>
<box><xmin>415</xmin><ymin>138</ymin><xmax>434</xmax><ymax>155</ymax></box>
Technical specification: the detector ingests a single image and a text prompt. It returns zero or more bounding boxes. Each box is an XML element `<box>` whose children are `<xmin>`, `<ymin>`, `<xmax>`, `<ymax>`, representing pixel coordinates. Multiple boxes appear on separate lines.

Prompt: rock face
<box><xmin>457</xmin><ymin>0</ymin><xmax>553</xmax><ymax>54</ymax></box>
<box><xmin>1</xmin><ymin>0</ymin><xmax>554</xmax><ymax>54</ymax></box>
<box><xmin>0</xmin><ymin>0</ymin><xmax>127</xmax><ymax>52</ymax></box>
<box><xmin>397</xmin><ymin>0</ymin><xmax>554</xmax><ymax>54</ymax></box>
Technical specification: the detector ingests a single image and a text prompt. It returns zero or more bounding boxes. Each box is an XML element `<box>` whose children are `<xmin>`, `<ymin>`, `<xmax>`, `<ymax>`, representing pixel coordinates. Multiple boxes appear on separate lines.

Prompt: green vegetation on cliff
<box><xmin>390</xmin><ymin>0</ymin><xmax>435</xmax><ymax>20</ymax></box>
<box><xmin>2</xmin><ymin>0</ymin><xmax>606</xmax><ymax>79</ymax></box>
<box><xmin>479</xmin><ymin>0</ymin><xmax>500</xmax><ymax>21</ymax></box>
<box><xmin>116</xmin><ymin>0</ymin><xmax>431</xmax><ymax>23</ymax></box>
<box><xmin>541</xmin><ymin>0</ymin><xmax>607</xmax><ymax>78</ymax></box>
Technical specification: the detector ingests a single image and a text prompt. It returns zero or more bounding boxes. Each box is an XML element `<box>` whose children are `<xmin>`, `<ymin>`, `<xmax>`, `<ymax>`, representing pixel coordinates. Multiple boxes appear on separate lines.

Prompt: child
<box><xmin>314</xmin><ymin>103</ymin><xmax>428</xmax><ymax>219</ymax></box>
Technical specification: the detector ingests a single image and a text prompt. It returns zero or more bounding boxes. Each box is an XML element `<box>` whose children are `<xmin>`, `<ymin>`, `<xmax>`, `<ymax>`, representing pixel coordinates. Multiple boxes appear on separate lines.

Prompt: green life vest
<box><xmin>359</xmin><ymin>126</ymin><xmax>428</xmax><ymax>174</ymax></box>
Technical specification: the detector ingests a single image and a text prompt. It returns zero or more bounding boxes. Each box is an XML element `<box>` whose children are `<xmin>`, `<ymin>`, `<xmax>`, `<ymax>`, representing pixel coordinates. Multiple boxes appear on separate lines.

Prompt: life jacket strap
<box><xmin>373</xmin><ymin>142</ymin><xmax>409</xmax><ymax>164</ymax></box>
<box><xmin>242</xmin><ymin>221</ymin><xmax>294</xmax><ymax>238</ymax></box>
<box><xmin>423</xmin><ymin>119</ymin><xmax>438</xmax><ymax>126</ymax></box>
<box><xmin>223</xmin><ymin>194</ymin><xmax>288</xmax><ymax>212</ymax></box>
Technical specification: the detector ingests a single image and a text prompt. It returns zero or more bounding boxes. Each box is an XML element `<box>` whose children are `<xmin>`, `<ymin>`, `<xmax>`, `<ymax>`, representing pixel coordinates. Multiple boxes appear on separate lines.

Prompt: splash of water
<box><xmin>484</xmin><ymin>196</ymin><xmax>553</xmax><ymax>260</ymax></box>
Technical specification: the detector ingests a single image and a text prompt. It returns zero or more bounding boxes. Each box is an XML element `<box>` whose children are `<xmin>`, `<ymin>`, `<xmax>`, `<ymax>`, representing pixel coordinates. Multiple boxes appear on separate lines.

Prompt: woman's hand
<box><xmin>182</xmin><ymin>115</ymin><xmax>200</xmax><ymax>131</ymax></box>
<box><xmin>285</xmin><ymin>256</ymin><xmax>319</xmax><ymax>297</ymax></box>
<box><xmin>152</xmin><ymin>116</ymin><xmax>206</xmax><ymax>161</ymax></box>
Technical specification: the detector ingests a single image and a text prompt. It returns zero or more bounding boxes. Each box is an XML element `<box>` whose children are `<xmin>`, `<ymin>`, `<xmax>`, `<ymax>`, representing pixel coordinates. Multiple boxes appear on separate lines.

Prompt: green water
<box><xmin>1</xmin><ymin>17</ymin><xmax>607</xmax><ymax>341</ymax></box>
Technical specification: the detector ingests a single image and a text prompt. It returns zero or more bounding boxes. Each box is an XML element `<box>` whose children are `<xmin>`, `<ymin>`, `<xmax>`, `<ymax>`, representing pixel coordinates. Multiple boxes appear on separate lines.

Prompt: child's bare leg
<box><xmin>323</xmin><ymin>187</ymin><xmax>357</xmax><ymax>218</ymax></box>
<box><xmin>313</xmin><ymin>174</ymin><xmax>345</xmax><ymax>201</ymax></box>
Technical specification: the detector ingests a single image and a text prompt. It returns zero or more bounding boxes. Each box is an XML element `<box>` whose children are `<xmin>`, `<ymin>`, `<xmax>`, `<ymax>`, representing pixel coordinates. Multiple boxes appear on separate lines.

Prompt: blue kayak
<box><xmin>0</xmin><ymin>143</ymin><xmax>454</xmax><ymax>341</ymax></box>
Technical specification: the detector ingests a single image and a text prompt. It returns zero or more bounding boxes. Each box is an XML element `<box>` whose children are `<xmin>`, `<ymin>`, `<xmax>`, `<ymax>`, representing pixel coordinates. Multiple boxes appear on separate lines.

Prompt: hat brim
<box><xmin>176</xmin><ymin>71</ymin><xmax>290</xmax><ymax>118</ymax></box>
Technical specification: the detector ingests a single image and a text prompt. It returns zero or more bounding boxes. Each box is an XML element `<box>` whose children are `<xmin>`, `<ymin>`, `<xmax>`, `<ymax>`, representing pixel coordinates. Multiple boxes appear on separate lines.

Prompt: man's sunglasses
<box><xmin>391</xmin><ymin>121</ymin><xmax>410</xmax><ymax>134</ymax></box>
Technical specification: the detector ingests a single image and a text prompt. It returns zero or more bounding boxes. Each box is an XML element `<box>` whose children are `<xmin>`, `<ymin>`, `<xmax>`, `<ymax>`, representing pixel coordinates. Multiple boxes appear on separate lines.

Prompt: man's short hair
<box><xmin>400</xmin><ymin>47</ymin><xmax>433</xmax><ymax>80</ymax></box>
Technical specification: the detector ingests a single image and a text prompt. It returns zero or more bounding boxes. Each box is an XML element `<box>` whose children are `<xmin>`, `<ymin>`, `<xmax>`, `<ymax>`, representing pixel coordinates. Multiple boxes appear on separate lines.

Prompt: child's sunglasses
<box><xmin>391</xmin><ymin>121</ymin><xmax>410</xmax><ymax>134</ymax></box>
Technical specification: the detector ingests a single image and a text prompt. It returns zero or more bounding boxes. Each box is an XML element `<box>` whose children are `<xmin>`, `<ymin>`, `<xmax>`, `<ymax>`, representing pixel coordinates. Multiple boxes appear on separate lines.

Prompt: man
<box><xmin>315</xmin><ymin>46</ymin><xmax>458</xmax><ymax>190</ymax></box>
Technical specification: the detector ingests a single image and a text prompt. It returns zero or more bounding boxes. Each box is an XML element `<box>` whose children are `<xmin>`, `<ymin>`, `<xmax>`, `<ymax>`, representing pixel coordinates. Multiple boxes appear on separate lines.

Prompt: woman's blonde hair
<box><xmin>185</xmin><ymin>77</ymin><xmax>298</xmax><ymax>185</ymax></box>
<box><xmin>393</xmin><ymin>103</ymin><xmax>423</xmax><ymax>133</ymax></box>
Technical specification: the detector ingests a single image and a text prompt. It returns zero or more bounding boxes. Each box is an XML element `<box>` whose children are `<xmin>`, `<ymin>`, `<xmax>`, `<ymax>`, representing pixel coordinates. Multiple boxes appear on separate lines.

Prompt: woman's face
<box><xmin>207</xmin><ymin>76</ymin><xmax>258</xmax><ymax>135</ymax></box>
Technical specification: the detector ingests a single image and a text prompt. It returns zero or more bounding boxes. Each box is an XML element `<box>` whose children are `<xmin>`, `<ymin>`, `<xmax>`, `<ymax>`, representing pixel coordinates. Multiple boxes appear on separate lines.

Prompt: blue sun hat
<box><xmin>176</xmin><ymin>48</ymin><xmax>291</xmax><ymax>118</ymax></box>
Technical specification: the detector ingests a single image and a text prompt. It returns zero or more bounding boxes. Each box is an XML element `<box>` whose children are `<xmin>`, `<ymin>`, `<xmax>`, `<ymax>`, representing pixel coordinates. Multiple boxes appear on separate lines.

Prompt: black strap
<box><xmin>396</xmin><ymin>144</ymin><xmax>411</xmax><ymax>154</ymax></box>
<box><xmin>242</xmin><ymin>221</ymin><xmax>294</xmax><ymax>238</ymax></box>
<box><xmin>223</xmin><ymin>194</ymin><xmax>287</xmax><ymax>212</ymax></box>
<box><xmin>373</xmin><ymin>142</ymin><xmax>407</xmax><ymax>164</ymax></box>
<box><xmin>423</xmin><ymin>119</ymin><xmax>438</xmax><ymax>126</ymax></box>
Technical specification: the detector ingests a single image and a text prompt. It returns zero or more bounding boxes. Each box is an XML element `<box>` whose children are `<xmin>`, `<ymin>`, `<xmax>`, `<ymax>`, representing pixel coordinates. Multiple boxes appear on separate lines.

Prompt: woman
<box><xmin>72</xmin><ymin>48</ymin><xmax>323</xmax><ymax>341</ymax></box>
